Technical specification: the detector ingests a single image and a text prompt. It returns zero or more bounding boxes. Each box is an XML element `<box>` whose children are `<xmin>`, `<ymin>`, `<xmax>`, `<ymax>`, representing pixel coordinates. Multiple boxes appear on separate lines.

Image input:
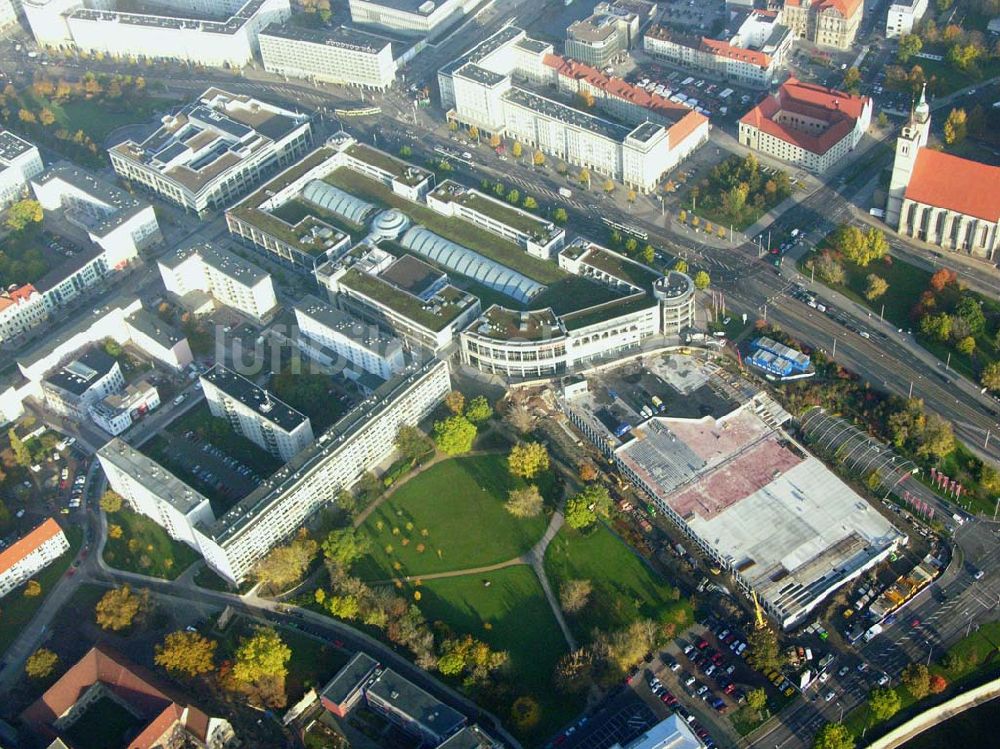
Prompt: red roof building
<box><xmin>903</xmin><ymin>149</ymin><xmax>1000</xmax><ymax>223</ymax></box>
<box><xmin>21</xmin><ymin>645</ymin><xmax>237</xmax><ymax>749</ymax></box>
<box><xmin>738</xmin><ymin>78</ymin><xmax>871</xmax><ymax>172</ymax></box>
<box><xmin>0</xmin><ymin>518</ymin><xmax>68</xmax><ymax>598</ymax></box>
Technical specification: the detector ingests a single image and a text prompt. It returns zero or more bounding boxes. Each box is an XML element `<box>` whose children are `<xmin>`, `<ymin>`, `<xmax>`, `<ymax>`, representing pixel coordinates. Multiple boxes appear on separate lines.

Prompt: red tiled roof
<box><xmin>541</xmin><ymin>53</ymin><xmax>709</xmax><ymax>146</ymax></box>
<box><xmin>130</xmin><ymin>704</ymin><xmax>184</xmax><ymax>749</ymax></box>
<box><xmin>817</xmin><ymin>0</ymin><xmax>863</xmax><ymax>18</ymax></box>
<box><xmin>0</xmin><ymin>283</ymin><xmax>39</xmax><ymax>313</ymax></box>
<box><xmin>904</xmin><ymin>148</ymin><xmax>1000</xmax><ymax>222</ymax></box>
<box><xmin>0</xmin><ymin>518</ymin><xmax>64</xmax><ymax>576</ymax></box>
<box><xmin>700</xmin><ymin>37</ymin><xmax>770</xmax><ymax>69</ymax></box>
<box><xmin>739</xmin><ymin>78</ymin><xmax>869</xmax><ymax>156</ymax></box>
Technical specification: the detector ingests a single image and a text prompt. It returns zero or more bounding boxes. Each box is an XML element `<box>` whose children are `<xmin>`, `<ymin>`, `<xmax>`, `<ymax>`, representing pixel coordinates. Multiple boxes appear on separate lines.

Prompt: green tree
<box><xmin>508</xmin><ymin>442</ymin><xmax>550</xmax><ymax>479</ymax></box>
<box><xmin>944</xmin><ymin>108</ymin><xmax>968</xmax><ymax>145</ymax></box>
<box><xmin>253</xmin><ymin>532</ymin><xmax>317</xmax><ymax>589</ymax></box>
<box><xmin>510</xmin><ymin>695</ymin><xmax>541</xmax><ymax>731</ymax></box>
<box><xmin>232</xmin><ymin>627</ymin><xmax>291</xmax><ymax>685</ymax></box>
<box><xmin>574</xmin><ymin>483</ymin><xmax>612</xmax><ymax>517</ymax></box>
<box><xmin>522</xmin><ymin>196</ymin><xmax>538</xmax><ymax>210</ymax></box>
<box><xmin>507</xmin><ymin>188</ymin><xmax>520</xmax><ymax>205</ymax></box>
<box><xmin>399</xmin><ymin>145</ymin><xmax>412</xmax><ymax>158</ymax></box>
<box><xmin>982</xmin><ymin>361</ymin><xmax>1000</xmax><ymax>392</ymax></box>
<box><xmin>693</xmin><ymin>270</ymin><xmax>710</xmax><ymax>290</ymax></box>
<box><xmin>433</xmin><ymin>415</ymin><xmax>477</xmax><ymax>455</ymax></box>
<box><xmin>746</xmin><ymin>687</ymin><xmax>768</xmax><ymax>713</ymax></box>
<box><xmin>99</xmin><ymin>490</ymin><xmax>123</xmax><ymax>514</ymax></box>
<box><xmin>843</xmin><ymin>67</ymin><xmax>861</xmax><ymax>92</ymax></box>
<box><xmin>746</xmin><ymin>626</ymin><xmax>783</xmax><ymax>673</ymax></box>
<box><xmin>642</xmin><ymin>245</ymin><xmax>655</xmax><ymax>264</ymax></box>
<box><xmin>395</xmin><ymin>425</ymin><xmax>433</xmax><ymax>462</ymax></box>
<box><xmin>464</xmin><ymin>395</ymin><xmax>492</xmax><ymax>423</ymax></box>
<box><xmin>564</xmin><ymin>495</ymin><xmax>597</xmax><ymax>530</ymax></box>
<box><xmin>327</xmin><ymin>594</ymin><xmax>361</xmax><ymax>620</ymax></box>
<box><xmin>559</xmin><ymin>579</ymin><xmax>593</xmax><ymax>613</ymax></box>
<box><xmin>956</xmin><ymin>336</ymin><xmax>976</xmax><ymax>355</ymax></box>
<box><xmin>865</xmin><ymin>274</ymin><xmax>889</xmax><ymax>300</ymax></box>
<box><xmin>8</xmin><ymin>428</ymin><xmax>31</xmax><ymax>468</ymax></box>
<box><xmin>322</xmin><ymin>528</ymin><xmax>371</xmax><ymax>570</ymax></box>
<box><xmin>898</xmin><ymin>34</ymin><xmax>923</xmax><ymax>63</ymax></box>
<box><xmin>955</xmin><ymin>295</ymin><xmax>985</xmax><ymax>336</ymax></box>
<box><xmin>5</xmin><ymin>199</ymin><xmax>43</xmax><ymax>232</ymax></box>
<box><xmin>812</xmin><ymin>722</ymin><xmax>855</xmax><ymax>749</ymax></box>
<box><xmin>673</xmin><ymin>258</ymin><xmax>689</xmax><ymax>273</ymax></box>
<box><xmin>552</xmin><ymin>207</ymin><xmax>568</xmax><ymax>224</ymax></box>
<box><xmin>25</xmin><ymin>648</ymin><xmax>58</xmax><ymax>679</ymax></box>
<box><xmin>155</xmin><ymin>631</ymin><xmax>217</xmax><ymax>676</ymax></box>
<box><xmin>920</xmin><ymin>312</ymin><xmax>952</xmax><ymax>341</ymax></box>
<box><xmin>505</xmin><ymin>485</ymin><xmax>544</xmax><ymax>518</ymax></box>
<box><xmin>869</xmin><ymin>687</ymin><xmax>902</xmax><ymax>721</ymax></box>
<box><xmin>603</xmin><ymin>179</ymin><xmax>615</xmax><ymax>194</ymax></box>
<box><xmin>902</xmin><ymin>663</ymin><xmax>931</xmax><ymax>699</ymax></box>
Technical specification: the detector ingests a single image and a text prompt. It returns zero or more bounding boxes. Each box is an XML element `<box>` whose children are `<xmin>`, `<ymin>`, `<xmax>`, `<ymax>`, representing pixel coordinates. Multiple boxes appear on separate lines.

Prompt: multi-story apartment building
<box><xmin>738</xmin><ymin>78</ymin><xmax>872</xmax><ymax>173</ymax></box>
<box><xmin>643</xmin><ymin>10</ymin><xmax>793</xmax><ymax>89</ymax></box>
<box><xmin>782</xmin><ymin>0</ymin><xmax>863</xmax><ymax>50</ymax></box>
<box><xmin>0</xmin><ymin>129</ymin><xmax>44</xmax><ymax>210</ymax></box>
<box><xmin>0</xmin><ymin>285</ymin><xmax>48</xmax><ymax>344</ymax></box>
<box><xmin>294</xmin><ymin>294</ymin><xmax>406</xmax><ymax>381</ymax></box>
<box><xmin>30</xmin><ymin>161</ymin><xmax>160</xmax><ymax>266</ymax></box>
<box><xmin>565</xmin><ymin>0</ymin><xmax>655</xmax><ymax>68</ymax></box>
<box><xmin>41</xmin><ymin>347</ymin><xmax>125</xmax><ymax>419</ymax></box>
<box><xmin>347</xmin><ymin>0</ymin><xmax>477</xmax><ymax>37</ymax></box>
<box><xmin>109</xmin><ymin>88</ymin><xmax>312</xmax><ymax>215</ymax></box>
<box><xmin>439</xmin><ymin>27</ymin><xmax>709</xmax><ymax>192</ymax></box>
<box><xmin>317</xmin><ymin>246</ymin><xmax>482</xmax><ymax>355</ymax></box>
<box><xmin>88</xmin><ymin>379</ymin><xmax>160</xmax><ymax>435</ymax></box>
<box><xmin>23</xmin><ymin>0</ymin><xmax>289</xmax><ymax>67</ymax></box>
<box><xmin>201</xmin><ymin>364</ymin><xmax>314</xmax><ymax>463</ymax></box>
<box><xmin>459</xmin><ymin>242</ymin><xmax>694</xmax><ymax>378</ymax></box>
<box><xmin>426</xmin><ymin>180</ymin><xmax>564</xmax><ymax>259</ymax></box>
<box><xmin>0</xmin><ymin>518</ymin><xmax>69</xmax><ymax>598</ymax></box>
<box><xmin>364</xmin><ymin>669</ymin><xmax>467</xmax><ymax>745</ymax></box>
<box><xmin>259</xmin><ymin>24</ymin><xmax>397</xmax><ymax>90</ymax></box>
<box><xmin>158</xmin><ymin>242</ymin><xmax>278</xmax><ymax>322</ymax></box>
<box><xmin>98</xmin><ymin>357</ymin><xmax>452</xmax><ymax>584</ymax></box>
<box><xmin>886</xmin><ymin>0</ymin><xmax>926</xmax><ymax>37</ymax></box>
<box><xmin>886</xmin><ymin>86</ymin><xmax>999</xmax><ymax>261</ymax></box>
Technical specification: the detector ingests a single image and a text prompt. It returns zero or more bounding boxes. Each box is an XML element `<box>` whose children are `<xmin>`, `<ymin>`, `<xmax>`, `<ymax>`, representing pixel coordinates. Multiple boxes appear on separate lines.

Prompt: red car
<box><xmin>712</xmin><ymin>653</ymin><xmax>725</xmax><ymax>666</ymax></box>
<box><xmin>723</xmin><ymin>683</ymin><xmax>736</xmax><ymax>695</ymax></box>
<box><xmin>696</xmin><ymin>638</ymin><xmax>710</xmax><ymax>650</ymax></box>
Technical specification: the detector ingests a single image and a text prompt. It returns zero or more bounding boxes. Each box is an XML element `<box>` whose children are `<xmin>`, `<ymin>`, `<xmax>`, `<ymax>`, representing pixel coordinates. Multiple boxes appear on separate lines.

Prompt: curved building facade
<box><xmin>653</xmin><ymin>271</ymin><xmax>695</xmax><ymax>334</ymax></box>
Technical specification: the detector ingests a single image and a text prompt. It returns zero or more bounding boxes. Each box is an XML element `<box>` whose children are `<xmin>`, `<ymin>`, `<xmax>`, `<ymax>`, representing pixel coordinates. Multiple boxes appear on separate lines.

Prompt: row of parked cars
<box><xmin>647</xmin><ymin>673</ymin><xmax>719</xmax><ymax>749</ymax></box>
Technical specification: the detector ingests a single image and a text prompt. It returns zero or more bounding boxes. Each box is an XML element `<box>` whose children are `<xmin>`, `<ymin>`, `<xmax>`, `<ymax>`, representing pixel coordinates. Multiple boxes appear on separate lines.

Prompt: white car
<box><xmin>824</xmin><ymin>691</ymin><xmax>836</xmax><ymax>702</ymax></box>
<box><xmin>877</xmin><ymin>674</ymin><xmax>890</xmax><ymax>686</ymax></box>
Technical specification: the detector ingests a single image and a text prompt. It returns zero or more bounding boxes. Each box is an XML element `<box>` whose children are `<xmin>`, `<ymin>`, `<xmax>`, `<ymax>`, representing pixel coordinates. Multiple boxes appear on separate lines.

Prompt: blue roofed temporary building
<box><xmin>399</xmin><ymin>226</ymin><xmax>545</xmax><ymax>304</ymax></box>
<box><xmin>748</xmin><ymin>336</ymin><xmax>811</xmax><ymax>377</ymax></box>
<box><xmin>302</xmin><ymin>180</ymin><xmax>377</xmax><ymax>225</ymax></box>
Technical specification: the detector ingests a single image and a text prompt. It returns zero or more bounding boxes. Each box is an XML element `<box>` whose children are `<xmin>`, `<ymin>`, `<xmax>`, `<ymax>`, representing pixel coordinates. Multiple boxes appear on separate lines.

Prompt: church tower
<box><xmin>886</xmin><ymin>84</ymin><xmax>931</xmax><ymax>227</ymax></box>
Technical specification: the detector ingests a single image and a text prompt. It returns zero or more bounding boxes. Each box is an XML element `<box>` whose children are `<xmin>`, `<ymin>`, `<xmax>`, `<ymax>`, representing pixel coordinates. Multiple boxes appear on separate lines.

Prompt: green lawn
<box><xmin>913</xmin><ymin>56</ymin><xmax>1000</xmax><ymax>97</ymax></box>
<box><xmin>544</xmin><ymin>523</ymin><xmax>690</xmax><ymax>642</ymax></box>
<box><xmin>413</xmin><ymin>565</ymin><xmax>577</xmax><ymax>742</ymax></box>
<box><xmin>24</xmin><ymin>93</ymin><xmax>173</xmax><ymax>144</ymax></box>
<box><xmin>353</xmin><ymin>455</ymin><xmax>555</xmax><ymax>581</ymax></box>
<box><xmin>0</xmin><ymin>526</ymin><xmax>82</xmax><ymax>655</ymax></box>
<box><xmin>103</xmin><ymin>508</ymin><xmax>199</xmax><ymax>579</ymax></box>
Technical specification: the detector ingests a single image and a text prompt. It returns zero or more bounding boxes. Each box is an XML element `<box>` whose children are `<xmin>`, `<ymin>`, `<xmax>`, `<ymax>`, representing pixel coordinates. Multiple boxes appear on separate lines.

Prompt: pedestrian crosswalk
<box><xmin>504</xmin><ymin>175</ymin><xmax>588</xmax><ymax>211</ymax></box>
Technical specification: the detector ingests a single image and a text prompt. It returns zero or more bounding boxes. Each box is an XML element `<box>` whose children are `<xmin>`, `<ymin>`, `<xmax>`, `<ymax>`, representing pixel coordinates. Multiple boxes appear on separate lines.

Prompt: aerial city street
<box><xmin>0</xmin><ymin>0</ymin><xmax>998</xmax><ymax>746</ymax></box>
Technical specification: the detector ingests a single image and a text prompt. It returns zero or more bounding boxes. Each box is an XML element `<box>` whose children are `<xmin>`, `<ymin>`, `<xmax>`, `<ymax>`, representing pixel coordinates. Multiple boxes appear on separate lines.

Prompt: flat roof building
<box><xmin>365</xmin><ymin>668</ymin><xmax>467</xmax><ymax>745</ymax></box>
<box><xmin>0</xmin><ymin>129</ymin><xmax>44</xmax><ymax>210</ymax></box>
<box><xmin>159</xmin><ymin>242</ymin><xmax>278</xmax><ymax>321</ymax></box>
<box><xmin>347</xmin><ymin>0</ymin><xmax>479</xmax><ymax>37</ymax></box>
<box><xmin>201</xmin><ymin>364</ymin><xmax>314</xmax><ymax>463</ymax></box>
<box><xmin>41</xmin><ymin>347</ymin><xmax>125</xmax><ymax>420</ymax></box>
<box><xmin>0</xmin><ymin>518</ymin><xmax>69</xmax><ymax>599</ymax></box>
<box><xmin>886</xmin><ymin>0</ymin><xmax>927</xmax><ymax>37</ymax></box>
<box><xmin>259</xmin><ymin>23</ymin><xmax>398</xmax><ymax>90</ymax></box>
<box><xmin>562</xmin><ymin>354</ymin><xmax>905</xmax><ymax>629</ymax></box>
<box><xmin>109</xmin><ymin>88</ymin><xmax>312</xmax><ymax>215</ymax></box>
<box><xmin>611</xmin><ymin>714</ymin><xmax>702</xmax><ymax>749</ymax></box>
<box><xmin>565</xmin><ymin>0</ymin><xmax>654</xmax><ymax>68</ymax></box>
<box><xmin>318</xmin><ymin>653</ymin><xmax>380</xmax><ymax>717</ymax></box>
<box><xmin>739</xmin><ymin>78</ymin><xmax>872</xmax><ymax>173</ymax></box>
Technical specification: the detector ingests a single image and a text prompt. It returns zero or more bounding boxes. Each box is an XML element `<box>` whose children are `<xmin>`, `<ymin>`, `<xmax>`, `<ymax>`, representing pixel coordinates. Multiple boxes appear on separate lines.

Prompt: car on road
<box><xmin>877</xmin><ymin>673</ymin><xmax>890</xmax><ymax>686</ymax></box>
<box><xmin>838</xmin><ymin>666</ymin><xmax>850</xmax><ymax>677</ymax></box>
<box><xmin>824</xmin><ymin>691</ymin><xmax>836</xmax><ymax>701</ymax></box>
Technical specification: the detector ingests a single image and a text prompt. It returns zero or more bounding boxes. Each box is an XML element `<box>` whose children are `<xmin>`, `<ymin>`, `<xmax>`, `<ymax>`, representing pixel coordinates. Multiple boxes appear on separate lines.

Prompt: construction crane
<box><xmin>752</xmin><ymin>590</ymin><xmax>766</xmax><ymax>630</ymax></box>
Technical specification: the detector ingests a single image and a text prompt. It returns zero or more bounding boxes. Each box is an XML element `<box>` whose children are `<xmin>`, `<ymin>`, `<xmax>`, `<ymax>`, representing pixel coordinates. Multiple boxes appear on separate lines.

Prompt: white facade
<box><xmin>886</xmin><ymin>0</ymin><xmax>925</xmax><ymax>37</ymax></box>
<box><xmin>0</xmin><ymin>0</ymin><xmax>19</xmax><ymax>30</ymax></box>
<box><xmin>259</xmin><ymin>24</ymin><xmax>397</xmax><ymax>90</ymax></box>
<box><xmin>88</xmin><ymin>380</ymin><xmax>160</xmax><ymax>435</ymax></box>
<box><xmin>201</xmin><ymin>364</ymin><xmax>314</xmax><ymax>463</ymax></box>
<box><xmin>99</xmin><ymin>358</ymin><xmax>451</xmax><ymax>584</ymax></box>
<box><xmin>0</xmin><ymin>130</ymin><xmax>44</xmax><ymax>210</ymax></box>
<box><xmin>348</xmin><ymin>0</ymin><xmax>477</xmax><ymax>36</ymax></box>
<box><xmin>24</xmin><ymin>0</ymin><xmax>289</xmax><ymax>66</ymax></box>
<box><xmin>0</xmin><ymin>519</ymin><xmax>70</xmax><ymax>599</ymax></box>
<box><xmin>0</xmin><ymin>285</ymin><xmax>49</xmax><ymax>343</ymax></box>
<box><xmin>159</xmin><ymin>242</ymin><xmax>278</xmax><ymax>321</ymax></box>
<box><xmin>109</xmin><ymin>88</ymin><xmax>312</xmax><ymax>215</ymax></box>
<box><xmin>294</xmin><ymin>294</ymin><xmax>405</xmax><ymax>380</ymax></box>
<box><xmin>41</xmin><ymin>349</ymin><xmax>124</xmax><ymax>419</ymax></box>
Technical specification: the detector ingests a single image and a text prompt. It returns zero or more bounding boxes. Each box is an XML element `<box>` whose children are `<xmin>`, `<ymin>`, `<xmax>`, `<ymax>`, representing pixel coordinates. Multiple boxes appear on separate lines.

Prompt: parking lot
<box><xmin>625</xmin><ymin>59</ymin><xmax>756</xmax><ymax>121</ymax></box>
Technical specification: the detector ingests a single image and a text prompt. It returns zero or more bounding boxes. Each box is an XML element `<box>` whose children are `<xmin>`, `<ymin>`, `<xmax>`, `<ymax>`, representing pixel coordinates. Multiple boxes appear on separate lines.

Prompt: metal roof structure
<box><xmin>399</xmin><ymin>226</ymin><xmax>545</xmax><ymax>303</ymax></box>
<box><xmin>301</xmin><ymin>179</ymin><xmax>377</xmax><ymax>225</ymax></box>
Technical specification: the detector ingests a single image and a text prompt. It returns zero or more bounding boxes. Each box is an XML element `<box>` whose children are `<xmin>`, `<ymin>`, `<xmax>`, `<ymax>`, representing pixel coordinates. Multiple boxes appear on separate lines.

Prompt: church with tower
<box><xmin>886</xmin><ymin>85</ymin><xmax>999</xmax><ymax>262</ymax></box>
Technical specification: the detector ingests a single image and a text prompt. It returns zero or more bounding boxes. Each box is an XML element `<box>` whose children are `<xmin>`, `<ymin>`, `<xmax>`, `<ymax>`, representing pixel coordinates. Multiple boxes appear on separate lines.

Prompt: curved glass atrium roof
<box><xmin>400</xmin><ymin>226</ymin><xmax>545</xmax><ymax>303</ymax></box>
<box><xmin>302</xmin><ymin>180</ymin><xmax>376</xmax><ymax>225</ymax></box>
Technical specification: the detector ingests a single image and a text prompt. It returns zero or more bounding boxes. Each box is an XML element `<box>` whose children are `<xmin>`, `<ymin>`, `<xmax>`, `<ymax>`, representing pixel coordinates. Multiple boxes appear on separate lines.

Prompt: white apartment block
<box><xmin>440</xmin><ymin>27</ymin><xmax>709</xmax><ymax>192</ymax></box>
<box><xmin>0</xmin><ymin>285</ymin><xmax>49</xmax><ymax>344</ymax></box>
<box><xmin>885</xmin><ymin>0</ymin><xmax>926</xmax><ymax>37</ymax></box>
<box><xmin>294</xmin><ymin>294</ymin><xmax>405</xmax><ymax>381</ymax></box>
<box><xmin>30</xmin><ymin>161</ymin><xmax>160</xmax><ymax>268</ymax></box>
<box><xmin>98</xmin><ymin>357</ymin><xmax>451</xmax><ymax>584</ymax></box>
<box><xmin>23</xmin><ymin>0</ymin><xmax>289</xmax><ymax>67</ymax></box>
<box><xmin>426</xmin><ymin>180</ymin><xmax>565</xmax><ymax>259</ymax></box>
<box><xmin>0</xmin><ymin>519</ymin><xmax>70</xmax><ymax>599</ymax></box>
<box><xmin>0</xmin><ymin>130</ymin><xmax>44</xmax><ymax>210</ymax></box>
<box><xmin>109</xmin><ymin>88</ymin><xmax>312</xmax><ymax>216</ymax></box>
<box><xmin>41</xmin><ymin>347</ymin><xmax>125</xmax><ymax>419</ymax></box>
<box><xmin>259</xmin><ymin>24</ymin><xmax>397</xmax><ymax>90</ymax></box>
<box><xmin>348</xmin><ymin>0</ymin><xmax>477</xmax><ymax>37</ymax></box>
<box><xmin>88</xmin><ymin>379</ymin><xmax>160</xmax><ymax>435</ymax></box>
<box><xmin>643</xmin><ymin>11</ymin><xmax>793</xmax><ymax>89</ymax></box>
<box><xmin>158</xmin><ymin>242</ymin><xmax>278</xmax><ymax>321</ymax></box>
<box><xmin>201</xmin><ymin>364</ymin><xmax>314</xmax><ymax>463</ymax></box>
<box><xmin>565</xmin><ymin>0</ymin><xmax>653</xmax><ymax>68</ymax></box>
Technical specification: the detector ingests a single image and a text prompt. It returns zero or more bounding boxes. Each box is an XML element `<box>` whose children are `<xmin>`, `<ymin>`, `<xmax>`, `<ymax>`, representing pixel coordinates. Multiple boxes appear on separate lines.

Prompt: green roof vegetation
<box><xmin>433</xmin><ymin>184</ymin><xmax>551</xmax><ymax>238</ymax></box>
<box><xmin>346</xmin><ymin>143</ymin><xmax>428</xmax><ymax>185</ymax></box>
<box><xmin>580</xmin><ymin>246</ymin><xmax>661</xmax><ymax>289</ymax></box>
<box><xmin>561</xmin><ymin>293</ymin><xmax>657</xmax><ymax>331</ymax></box>
<box><xmin>340</xmin><ymin>267</ymin><xmax>473</xmax><ymax>332</ymax></box>
<box><xmin>477</xmin><ymin>306</ymin><xmax>562</xmax><ymax>341</ymax></box>
<box><xmin>323</xmin><ymin>168</ymin><xmax>566</xmax><ymax>284</ymax></box>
